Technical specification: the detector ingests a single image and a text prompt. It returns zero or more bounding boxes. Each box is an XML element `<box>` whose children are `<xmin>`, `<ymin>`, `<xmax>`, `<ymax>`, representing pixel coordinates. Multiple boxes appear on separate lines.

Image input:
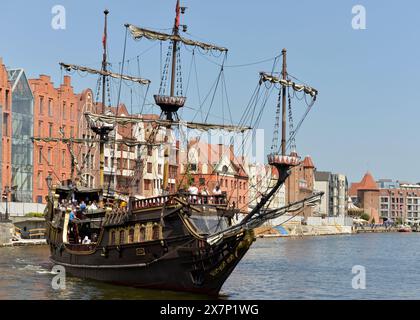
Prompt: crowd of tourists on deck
<box><xmin>186</xmin><ymin>183</ymin><xmax>228</xmax><ymax>205</ymax></box>
<box><xmin>59</xmin><ymin>198</ymin><xmax>100</xmax><ymax>245</ymax></box>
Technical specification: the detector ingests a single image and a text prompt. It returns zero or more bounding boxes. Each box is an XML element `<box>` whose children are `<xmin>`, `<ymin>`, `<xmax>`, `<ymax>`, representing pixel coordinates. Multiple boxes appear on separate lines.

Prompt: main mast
<box><xmin>99</xmin><ymin>9</ymin><xmax>109</xmax><ymax>188</ymax></box>
<box><xmin>162</xmin><ymin>0</ymin><xmax>182</xmax><ymax>192</ymax></box>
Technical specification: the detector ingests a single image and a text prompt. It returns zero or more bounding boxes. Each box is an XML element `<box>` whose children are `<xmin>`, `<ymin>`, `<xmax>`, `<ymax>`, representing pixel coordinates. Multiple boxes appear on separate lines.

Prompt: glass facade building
<box><xmin>7</xmin><ymin>69</ymin><xmax>34</xmax><ymax>202</ymax></box>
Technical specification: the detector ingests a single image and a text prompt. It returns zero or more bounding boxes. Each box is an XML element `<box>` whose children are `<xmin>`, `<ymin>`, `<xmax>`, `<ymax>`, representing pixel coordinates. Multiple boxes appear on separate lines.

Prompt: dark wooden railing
<box><xmin>131</xmin><ymin>194</ymin><xmax>227</xmax><ymax>210</ymax></box>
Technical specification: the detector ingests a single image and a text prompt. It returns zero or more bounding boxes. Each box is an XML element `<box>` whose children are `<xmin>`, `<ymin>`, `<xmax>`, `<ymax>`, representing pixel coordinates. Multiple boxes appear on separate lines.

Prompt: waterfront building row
<box><xmin>350</xmin><ymin>172</ymin><xmax>420</xmax><ymax>224</ymax></box>
<box><xmin>0</xmin><ymin>56</ymin><xmax>350</xmax><ymax>218</ymax></box>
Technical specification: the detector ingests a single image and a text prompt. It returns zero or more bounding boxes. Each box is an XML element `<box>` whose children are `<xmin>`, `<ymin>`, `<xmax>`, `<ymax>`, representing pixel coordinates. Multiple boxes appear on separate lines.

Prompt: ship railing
<box><xmin>131</xmin><ymin>194</ymin><xmax>228</xmax><ymax>210</ymax></box>
<box><xmin>186</xmin><ymin>194</ymin><xmax>227</xmax><ymax>205</ymax></box>
<box><xmin>131</xmin><ymin>195</ymin><xmax>178</xmax><ymax>210</ymax></box>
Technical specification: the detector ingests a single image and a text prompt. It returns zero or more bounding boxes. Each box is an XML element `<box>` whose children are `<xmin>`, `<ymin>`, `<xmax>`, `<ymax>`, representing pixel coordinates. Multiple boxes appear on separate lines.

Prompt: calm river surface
<box><xmin>1</xmin><ymin>233</ymin><xmax>420</xmax><ymax>300</ymax></box>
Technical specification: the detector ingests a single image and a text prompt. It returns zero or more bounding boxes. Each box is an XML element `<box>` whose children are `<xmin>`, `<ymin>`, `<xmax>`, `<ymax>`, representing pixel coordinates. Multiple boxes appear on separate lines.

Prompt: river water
<box><xmin>1</xmin><ymin>233</ymin><xmax>420</xmax><ymax>300</ymax></box>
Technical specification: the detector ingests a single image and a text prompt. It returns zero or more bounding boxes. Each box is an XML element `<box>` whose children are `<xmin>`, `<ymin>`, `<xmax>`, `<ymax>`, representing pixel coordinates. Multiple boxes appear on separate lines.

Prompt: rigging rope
<box><xmin>106</xmin><ymin>25</ymin><xmax>129</xmax><ymax>197</ymax></box>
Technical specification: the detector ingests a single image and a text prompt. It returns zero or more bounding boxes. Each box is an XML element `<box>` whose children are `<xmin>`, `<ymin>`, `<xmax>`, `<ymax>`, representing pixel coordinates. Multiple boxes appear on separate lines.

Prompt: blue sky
<box><xmin>1</xmin><ymin>0</ymin><xmax>420</xmax><ymax>183</ymax></box>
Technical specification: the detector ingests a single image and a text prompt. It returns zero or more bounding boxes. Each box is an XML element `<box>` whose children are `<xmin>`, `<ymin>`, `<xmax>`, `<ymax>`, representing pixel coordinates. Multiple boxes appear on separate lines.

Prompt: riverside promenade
<box><xmin>255</xmin><ymin>221</ymin><xmax>402</xmax><ymax>238</ymax></box>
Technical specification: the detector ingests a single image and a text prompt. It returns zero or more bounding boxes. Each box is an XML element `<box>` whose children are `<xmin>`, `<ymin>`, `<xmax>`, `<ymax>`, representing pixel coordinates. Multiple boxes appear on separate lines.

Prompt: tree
<box><xmin>360</xmin><ymin>213</ymin><xmax>370</xmax><ymax>221</ymax></box>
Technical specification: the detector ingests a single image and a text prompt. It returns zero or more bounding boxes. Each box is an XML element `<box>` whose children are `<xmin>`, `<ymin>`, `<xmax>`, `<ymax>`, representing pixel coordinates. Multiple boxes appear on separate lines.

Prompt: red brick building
<box><xmin>0</xmin><ymin>58</ymin><xmax>12</xmax><ymax>197</ymax></box>
<box><xmin>29</xmin><ymin>75</ymin><xmax>79</xmax><ymax>203</ymax></box>
<box><xmin>349</xmin><ymin>172</ymin><xmax>381</xmax><ymax>223</ymax></box>
<box><xmin>180</xmin><ymin>139</ymin><xmax>249</xmax><ymax>212</ymax></box>
<box><xmin>350</xmin><ymin>172</ymin><xmax>420</xmax><ymax>224</ymax></box>
<box><xmin>285</xmin><ymin>154</ymin><xmax>316</xmax><ymax>217</ymax></box>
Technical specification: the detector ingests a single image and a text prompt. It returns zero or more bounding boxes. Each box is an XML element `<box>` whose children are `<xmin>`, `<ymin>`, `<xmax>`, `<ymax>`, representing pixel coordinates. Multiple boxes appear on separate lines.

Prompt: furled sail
<box><xmin>85</xmin><ymin>112</ymin><xmax>251</xmax><ymax>133</ymax></box>
<box><xmin>31</xmin><ymin>137</ymin><xmax>162</xmax><ymax>147</ymax></box>
<box><xmin>60</xmin><ymin>63</ymin><xmax>151</xmax><ymax>85</ymax></box>
<box><xmin>127</xmin><ymin>24</ymin><xmax>228</xmax><ymax>53</ymax></box>
<box><xmin>259</xmin><ymin>72</ymin><xmax>318</xmax><ymax>97</ymax></box>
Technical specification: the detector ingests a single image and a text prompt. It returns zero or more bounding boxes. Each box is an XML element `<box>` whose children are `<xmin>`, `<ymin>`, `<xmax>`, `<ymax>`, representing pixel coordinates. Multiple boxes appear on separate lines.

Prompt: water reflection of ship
<box><xmin>38</xmin><ymin>1</ymin><xmax>322</xmax><ymax>295</ymax></box>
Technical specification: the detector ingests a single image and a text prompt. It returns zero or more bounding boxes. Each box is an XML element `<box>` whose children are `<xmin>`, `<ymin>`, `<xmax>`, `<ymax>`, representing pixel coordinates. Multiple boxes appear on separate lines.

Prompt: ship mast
<box><xmin>99</xmin><ymin>9</ymin><xmax>109</xmax><ymax>188</ymax></box>
<box><xmin>170</xmin><ymin>0</ymin><xmax>180</xmax><ymax>99</ymax></box>
<box><xmin>281</xmin><ymin>48</ymin><xmax>287</xmax><ymax>156</ymax></box>
<box><xmin>163</xmin><ymin>0</ymin><xmax>182</xmax><ymax>192</ymax></box>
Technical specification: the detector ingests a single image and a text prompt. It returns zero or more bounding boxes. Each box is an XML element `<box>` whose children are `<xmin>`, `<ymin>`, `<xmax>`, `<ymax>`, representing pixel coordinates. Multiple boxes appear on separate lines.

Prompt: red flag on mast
<box><xmin>175</xmin><ymin>0</ymin><xmax>180</xmax><ymax>29</ymax></box>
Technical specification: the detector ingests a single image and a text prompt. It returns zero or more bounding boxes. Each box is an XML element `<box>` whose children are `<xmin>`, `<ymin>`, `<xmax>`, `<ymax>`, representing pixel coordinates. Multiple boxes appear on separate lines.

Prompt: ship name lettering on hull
<box><xmin>210</xmin><ymin>253</ymin><xmax>235</xmax><ymax>277</ymax></box>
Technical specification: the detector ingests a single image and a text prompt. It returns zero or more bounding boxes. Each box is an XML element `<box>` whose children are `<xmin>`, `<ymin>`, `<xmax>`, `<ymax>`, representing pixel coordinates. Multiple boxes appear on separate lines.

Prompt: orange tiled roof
<box><xmin>302</xmin><ymin>156</ymin><xmax>315</xmax><ymax>168</ymax></box>
<box><xmin>348</xmin><ymin>182</ymin><xmax>360</xmax><ymax>196</ymax></box>
<box><xmin>357</xmin><ymin>172</ymin><xmax>379</xmax><ymax>191</ymax></box>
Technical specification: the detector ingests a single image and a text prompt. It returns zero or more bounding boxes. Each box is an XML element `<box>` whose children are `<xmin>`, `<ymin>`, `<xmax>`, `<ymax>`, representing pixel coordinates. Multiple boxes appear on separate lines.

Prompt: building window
<box><xmin>37</xmin><ymin>196</ymin><xmax>43</xmax><ymax>204</ymax></box>
<box><xmin>128</xmin><ymin>228</ymin><xmax>135</xmax><ymax>244</ymax></box>
<box><xmin>2</xmin><ymin>113</ymin><xmax>9</xmax><ymax>136</ymax></box>
<box><xmin>5</xmin><ymin>90</ymin><xmax>9</xmax><ymax>110</ymax></box>
<box><xmin>144</xmin><ymin>179</ymin><xmax>151</xmax><ymax>191</ymax></box>
<box><xmin>139</xmin><ymin>226</ymin><xmax>146</xmax><ymax>242</ymax></box>
<box><xmin>152</xmin><ymin>224</ymin><xmax>160</xmax><ymax>240</ymax></box>
<box><xmin>147</xmin><ymin>145</ymin><xmax>153</xmax><ymax>156</ymax></box>
<box><xmin>38</xmin><ymin>121</ymin><xmax>43</xmax><ymax>137</ymax></box>
<box><xmin>37</xmin><ymin>172</ymin><xmax>42</xmax><ymax>189</ymax></box>
<box><xmin>158</xmin><ymin>164</ymin><xmax>162</xmax><ymax>175</ymax></box>
<box><xmin>48</xmin><ymin>123</ymin><xmax>53</xmax><ymax>138</ymax></box>
<box><xmin>119</xmin><ymin>230</ymin><xmax>125</xmax><ymax>245</ymax></box>
<box><xmin>48</xmin><ymin>99</ymin><xmax>53</xmax><ymax>116</ymax></box>
<box><xmin>39</xmin><ymin>96</ymin><xmax>44</xmax><ymax>115</ymax></box>
<box><xmin>105</xmin><ymin>157</ymin><xmax>109</xmax><ymax>168</ymax></box>
<box><xmin>111</xmin><ymin>231</ymin><xmax>116</xmax><ymax>245</ymax></box>
<box><xmin>70</xmin><ymin>103</ymin><xmax>74</xmax><ymax>120</ymax></box>
<box><xmin>62</xmin><ymin>101</ymin><xmax>66</xmax><ymax>120</ymax></box>
<box><xmin>38</xmin><ymin>147</ymin><xmax>43</xmax><ymax>164</ymax></box>
<box><xmin>91</xmin><ymin>155</ymin><xmax>94</xmax><ymax>169</ymax></box>
<box><xmin>47</xmin><ymin>148</ymin><xmax>52</xmax><ymax>165</ymax></box>
<box><xmin>70</xmin><ymin>126</ymin><xmax>74</xmax><ymax>138</ymax></box>
<box><xmin>147</xmin><ymin>162</ymin><xmax>152</xmax><ymax>173</ymax></box>
<box><xmin>62</xmin><ymin>150</ymin><xmax>66</xmax><ymax>167</ymax></box>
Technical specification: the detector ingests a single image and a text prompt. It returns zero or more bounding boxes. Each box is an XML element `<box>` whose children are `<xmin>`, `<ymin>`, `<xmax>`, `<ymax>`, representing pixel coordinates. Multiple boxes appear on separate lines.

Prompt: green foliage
<box><xmin>25</xmin><ymin>212</ymin><xmax>44</xmax><ymax>218</ymax></box>
<box><xmin>360</xmin><ymin>213</ymin><xmax>370</xmax><ymax>221</ymax></box>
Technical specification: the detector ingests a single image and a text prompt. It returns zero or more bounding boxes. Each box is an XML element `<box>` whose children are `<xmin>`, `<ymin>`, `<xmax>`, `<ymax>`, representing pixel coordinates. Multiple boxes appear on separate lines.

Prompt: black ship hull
<box><xmin>46</xmin><ymin>190</ymin><xmax>256</xmax><ymax>296</ymax></box>
<box><xmin>49</xmin><ymin>229</ymin><xmax>254</xmax><ymax>296</ymax></box>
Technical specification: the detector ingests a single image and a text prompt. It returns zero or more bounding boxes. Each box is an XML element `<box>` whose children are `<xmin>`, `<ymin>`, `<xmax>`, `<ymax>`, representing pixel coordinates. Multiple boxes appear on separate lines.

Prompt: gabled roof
<box><xmin>7</xmin><ymin>68</ymin><xmax>34</xmax><ymax>99</ymax></box>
